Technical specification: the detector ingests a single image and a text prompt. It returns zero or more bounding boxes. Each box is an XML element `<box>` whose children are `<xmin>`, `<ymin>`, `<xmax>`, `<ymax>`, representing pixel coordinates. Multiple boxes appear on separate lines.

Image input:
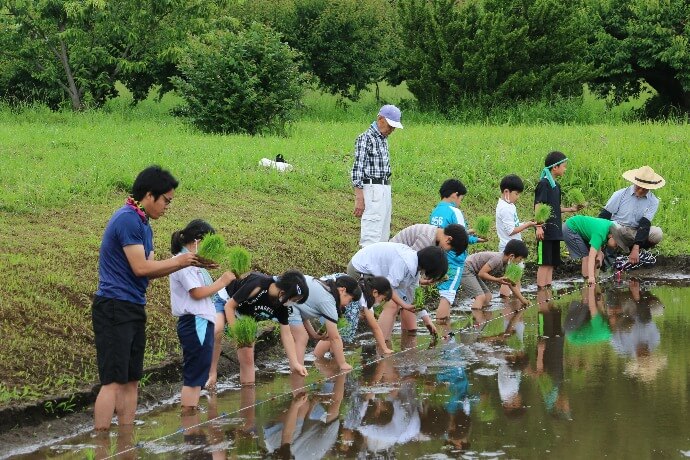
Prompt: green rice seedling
<box><xmin>535</xmin><ymin>203</ymin><xmax>553</xmax><ymax>224</ymax></box>
<box><xmin>567</xmin><ymin>188</ymin><xmax>587</xmax><ymax>207</ymax></box>
<box><xmin>474</xmin><ymin>216</ymin><xmax>492</xmax><ymax>238</ymax></box>
<box><xmin>414</xmin><ymin>286</ymin><xmax>426</xmax><ymax>310</ymax></box>
<box><xmin>227</xmin><ymin>316</ymin><xmax>258</xmax><ymax>348</ymax></box>
<box><xmin>197</xmin><ymin>233</ymin><xmax>228</xmax><ymax>263</ymax></box>
<box><xmin>225</xmin><ymin>246</ymin><xmax>251</xmax><ymax>276</ymax></box>
<box><xmin>337</xmin><ymin>317</ymin><xmax>349</xmax><ymax>330</ymax></box>
<box><xmin>504</xmin><ymin>263</ymin><xmax>524</xmax><ymax>284</ymax></box>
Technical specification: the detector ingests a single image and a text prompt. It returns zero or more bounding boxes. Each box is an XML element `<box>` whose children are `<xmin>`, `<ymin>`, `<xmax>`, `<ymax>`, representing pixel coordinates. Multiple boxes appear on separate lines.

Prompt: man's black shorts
<box><xmin>537</xmin><ymin>240</ymin><xmax>562</xmax><ymax>267</ymax></box>
<box><xmin>92</xmin><ymin>296</ymin><xmax>147</xmax><ymax>385</ymax></box>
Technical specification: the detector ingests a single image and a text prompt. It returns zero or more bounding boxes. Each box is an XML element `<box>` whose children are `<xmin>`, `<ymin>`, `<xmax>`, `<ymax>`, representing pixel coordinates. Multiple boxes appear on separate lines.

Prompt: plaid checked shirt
<box><xmin>351</xmin><ymin>123</ymin><xmax>391</xmax><ymax>188</ymax></box>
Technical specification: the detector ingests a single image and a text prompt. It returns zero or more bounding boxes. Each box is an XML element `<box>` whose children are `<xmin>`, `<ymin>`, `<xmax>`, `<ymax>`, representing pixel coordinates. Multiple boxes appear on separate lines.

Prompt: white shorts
<box><xmin>439</xmin><ymin>289</ymin><xmax>457</xmax><ymax>304</ymax></box>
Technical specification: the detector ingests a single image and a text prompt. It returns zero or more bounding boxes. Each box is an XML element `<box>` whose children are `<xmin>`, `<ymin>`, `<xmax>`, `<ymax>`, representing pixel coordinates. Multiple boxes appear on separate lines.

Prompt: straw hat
<box><xmin>624</xmin><ymin>354</ymin><xmax>667</xmax><ymax>383</ymax></box>
<box><xmin>622</xmin><ymin>166</ymin><xmax>666</xmax><ymax>190</ymax></box>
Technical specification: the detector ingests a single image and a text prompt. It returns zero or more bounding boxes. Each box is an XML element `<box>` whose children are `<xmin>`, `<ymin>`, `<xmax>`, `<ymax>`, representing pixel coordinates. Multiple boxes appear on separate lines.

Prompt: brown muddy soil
<box><xmin>1</xmin><ymin>256</ymin><xmax>688</xmax><ymax>457</ymax></box>
<box><xmin>0</xmin><ymin>329</ymin><xmax>281</xmax><ymax>457</ymax></box>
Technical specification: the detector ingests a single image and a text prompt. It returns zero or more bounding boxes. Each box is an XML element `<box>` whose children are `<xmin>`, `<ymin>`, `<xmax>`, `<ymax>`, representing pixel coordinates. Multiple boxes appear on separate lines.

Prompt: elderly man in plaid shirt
<box><xmin>351</xmin><ymin>104</ymin><xmax>403</xmax><ymax>247</ymax></box>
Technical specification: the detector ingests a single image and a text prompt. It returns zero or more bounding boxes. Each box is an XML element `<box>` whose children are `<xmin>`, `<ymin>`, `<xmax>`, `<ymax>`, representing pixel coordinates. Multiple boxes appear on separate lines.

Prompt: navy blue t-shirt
<box><xmin>95</xmin><ymin>205</ymin><xmax>153</xmax><ymax>305</ymax></box>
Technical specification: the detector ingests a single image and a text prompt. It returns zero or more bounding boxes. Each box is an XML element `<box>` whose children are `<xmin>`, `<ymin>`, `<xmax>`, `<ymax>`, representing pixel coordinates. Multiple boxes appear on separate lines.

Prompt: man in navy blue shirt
<box><xmin>92</xmin><ymin>166</ymin><xmax>210</xmax><ymax>431</ymax></box>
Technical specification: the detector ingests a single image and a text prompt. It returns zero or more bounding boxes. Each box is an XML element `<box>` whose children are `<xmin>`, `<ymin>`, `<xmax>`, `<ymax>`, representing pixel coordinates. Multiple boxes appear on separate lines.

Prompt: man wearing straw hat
<box><xmin>599</xmin><ymin>165</ymin><xmax>665</xmax><ymax>264</ymax></box>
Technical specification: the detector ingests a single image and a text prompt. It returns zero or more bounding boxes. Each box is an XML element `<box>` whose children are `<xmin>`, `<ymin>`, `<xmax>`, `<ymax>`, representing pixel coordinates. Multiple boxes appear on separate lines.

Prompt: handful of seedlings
<box><xmin>567</xmin><ymin>188</ymin><xmax>587</xmax><ymax>207</ymax></box>
<box><xmin>197</xmin><ymin>234</ymin><xmax>227</xmax><ymax>263</ymax></box>
<box><xmin>414</xmin><ymin>286</ymin><xmax>426</xmax><ymax>310</ymax></box>
<box><xmin>474</xmin><ymin>216</ymin><xmax>492</xmax><ymax>239</ymax></box>
<box><xmin>226</xmin><ymin>316</ymin><xmax>258</xmax><ymax>348</ymax></box>
<box><xmin>197</xmin><ymin>234</ymin><xmax>252</xmax><ymax>276</ymax></box>
<box><xmin>534</xmin><ymin>203</ymin><xmax>553</xmax><ymax>224</ymax></box>
<box><xmin>504</xmin><ymin>263</ymin><xmax>524</xmax><ymax>285</ymax></box>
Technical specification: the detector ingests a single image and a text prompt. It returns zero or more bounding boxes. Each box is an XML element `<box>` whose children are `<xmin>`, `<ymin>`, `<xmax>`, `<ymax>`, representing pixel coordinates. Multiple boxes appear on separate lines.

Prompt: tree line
<box><xmin>1</xmin><ymin>0</ymin><xmax>688</xmax><ymax>133</ymax></box>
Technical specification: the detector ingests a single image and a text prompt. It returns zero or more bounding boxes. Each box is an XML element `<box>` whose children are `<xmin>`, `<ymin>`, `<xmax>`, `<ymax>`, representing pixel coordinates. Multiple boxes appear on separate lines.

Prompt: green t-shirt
<box><xmin>565</xmin><ymin>215</ymin><xmax>613</xmax><ymax>250</ymax></box>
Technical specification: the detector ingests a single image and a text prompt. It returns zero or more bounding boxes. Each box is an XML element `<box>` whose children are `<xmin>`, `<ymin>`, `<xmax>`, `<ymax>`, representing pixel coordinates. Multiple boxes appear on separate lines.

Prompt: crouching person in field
<box><xmin>169</xmin><ymin>220</ymin><xmax>236</xmax><ymax>413</ymax></box>
<box><xmin>347</xmin><ymin>242</ymin><xmax>448</xmax><ymax>343</ymax></box>
<box><xmin>92</xmin><ymin>166</ymin><xmax>211</xmax><ymax>430</ymax></box>
<box><xmin>223</xmin><ymin>270</ymin><xmax>310</xmax><ymax>385</ymax></box>
<box><xmin>289</xmin><ymin>274</ymin><xmax>361</xmax><ymax>372</ymax></box>
<box><xmin>460</xmin><ymin>240</ymin><xmax>531</xmax><ymax>326</ymax></box>
<box><xmin>598</xmin><ymin>165</ymin><xmax>665</xmax><ymax>265</ymax></box>
<box><xmin>562</xmin><ymin>215</ymin><xmax>622</xmax><ymax>285</ymax></box>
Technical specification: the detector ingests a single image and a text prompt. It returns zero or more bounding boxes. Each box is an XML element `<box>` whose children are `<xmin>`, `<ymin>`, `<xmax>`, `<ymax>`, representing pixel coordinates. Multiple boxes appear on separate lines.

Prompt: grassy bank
<box><xmin>0</xmin><ymin>87</ymin><xmax>688</xmax><ymax>404</ymax></box>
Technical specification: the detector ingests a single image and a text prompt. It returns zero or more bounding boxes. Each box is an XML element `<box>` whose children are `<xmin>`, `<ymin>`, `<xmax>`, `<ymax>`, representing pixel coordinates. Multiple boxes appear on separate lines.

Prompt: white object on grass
<box><xmin>259</xmin><ymin>158</ymin><xmax>293</xmax><ymax>172</ymax></box>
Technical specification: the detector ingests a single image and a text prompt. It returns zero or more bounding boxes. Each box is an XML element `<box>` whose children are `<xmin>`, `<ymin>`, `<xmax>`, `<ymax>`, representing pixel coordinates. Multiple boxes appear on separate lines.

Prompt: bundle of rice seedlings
<box><xmin>227</xmin><ymin>316</ymin><xmax>258</xmax><ymax>348</ymax></box>
<box><xmin>535</xmin><ymin>203</ymin><xmax>552</xmax><ymax>224</ymax></box>
<box><xmin>197</xmin><ymin>234</ymin><xmax>228</xmax><ymax>263</ymax></box>
<box><xmin>414</xmin><ymin>286</ymin><xmax>426</xmax><ymax>310</ymax></box>
<box><xmin>337</xmin><ymin>317</ymin><xmax>349</xmax><ymax>330</ymax></box>
<box><xmin>474</xmin><ymin>216</ymin><xmax>492</xmax><ymax>238</ymax></box>
<box><xmin>567</xmin><ymin>188</ymin><xmax>586</xmax><ymax>207</ymax></box>
<box><xmin>504</xmin><ymin>263</ymin><xmax>524</xmax><ymax>284</ymax></box>
<box><xmin>225</xmin><ymin>246</ymin><xmax>251</xmax><ymax>276</ymax></box>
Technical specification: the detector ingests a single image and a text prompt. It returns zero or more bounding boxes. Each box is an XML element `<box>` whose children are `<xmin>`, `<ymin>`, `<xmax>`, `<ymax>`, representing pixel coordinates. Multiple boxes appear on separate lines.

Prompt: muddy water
<box><xmin>9</xmin><ymin>277</ymin><xmax>690</xmax><ymax>459</ymax></box>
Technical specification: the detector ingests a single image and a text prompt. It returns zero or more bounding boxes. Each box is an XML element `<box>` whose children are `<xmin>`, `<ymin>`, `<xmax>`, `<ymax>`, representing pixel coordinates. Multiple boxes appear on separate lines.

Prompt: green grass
<box><xmin>0</xmin><ymin>84</ymin><xmax>688</xmax><ymax>403</ymax></box>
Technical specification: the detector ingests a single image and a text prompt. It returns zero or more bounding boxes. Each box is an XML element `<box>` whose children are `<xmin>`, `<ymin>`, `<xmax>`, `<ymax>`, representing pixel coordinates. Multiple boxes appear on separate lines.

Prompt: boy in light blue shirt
<box><xmin>429</xmin><ymin>179</ymin><xmax>486</xmax><ymax>322</ymax></box>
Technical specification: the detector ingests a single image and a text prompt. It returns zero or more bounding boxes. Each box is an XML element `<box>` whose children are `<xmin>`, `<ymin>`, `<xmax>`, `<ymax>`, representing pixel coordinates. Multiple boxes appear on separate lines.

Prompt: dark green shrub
<box><xmin>173</xmin><ymin>22</ymin><xmax>305</xmax><ymax>134</ymax></box>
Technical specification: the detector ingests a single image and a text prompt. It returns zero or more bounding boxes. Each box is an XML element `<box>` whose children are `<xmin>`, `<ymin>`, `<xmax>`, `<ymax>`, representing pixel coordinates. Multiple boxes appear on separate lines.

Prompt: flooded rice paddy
<box><xmin>7</xmin><ymin>275</ymin><xmax>690</xmax><ymax>459</ymax></box>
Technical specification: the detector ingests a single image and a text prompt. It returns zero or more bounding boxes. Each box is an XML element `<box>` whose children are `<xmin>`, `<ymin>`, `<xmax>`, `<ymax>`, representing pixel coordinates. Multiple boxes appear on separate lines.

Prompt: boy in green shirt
<box><xmin>562</xmin><ymin>215</ymin><xmax>621</xmax><ymax>285</ymax></box>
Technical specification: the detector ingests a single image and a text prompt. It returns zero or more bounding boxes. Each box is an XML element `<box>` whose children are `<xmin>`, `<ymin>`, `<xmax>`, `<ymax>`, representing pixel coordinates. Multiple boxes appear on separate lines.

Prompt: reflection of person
<box><xmin>599</xmin><ymin>165</ymin><xmax>665</xmax><ymax>265</ymax></box>
<box><xmin>565</xmin><ymin>285</ymin><xmax>611</xmax><ymax>346</ymax></box>
<box><xmin>265</xmin><ymin>360</ymin><xmax>345</xmax><ymax>459</ymax></box>
<box><xmin>608</xmin><ymin>279</ymin><xmax>666</xmax><ymax>383</ymax></box>
<box><xmin>390</xmin><ymin>223</ymin><xmax>469</xmax><ymax>330</ymax></box>
<box><xmin>169</xmin><ymin>220</ymin><xmax>235</xmax><ymax>411</ymax></box>
<box><xmin>223</xmin><ymin>271</ymin><xmax>310</xmax><ymax>384</ymax></box>
<box><xmin>92</xmin><ymin>166</ymin><xmax>208</xmax><ymax>431</ymax></box>
<box><xmin>352</xmin><ymin>104</ymin><xmax>403</xmax><ymax>247</ymax></box>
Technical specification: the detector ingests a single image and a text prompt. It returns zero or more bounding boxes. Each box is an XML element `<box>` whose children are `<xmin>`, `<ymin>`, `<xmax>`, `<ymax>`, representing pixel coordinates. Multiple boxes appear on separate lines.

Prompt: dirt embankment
<box><xmin>0</xmin><ymin>329</ymin><xmax>281</xmax><ymax>455</ymax></box>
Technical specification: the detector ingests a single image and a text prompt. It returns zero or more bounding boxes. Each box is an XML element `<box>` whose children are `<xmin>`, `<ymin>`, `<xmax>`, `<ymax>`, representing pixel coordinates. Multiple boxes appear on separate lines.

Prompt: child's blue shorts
<box><xmin>177</xmin><ymin>315</ymin><xmax>214</xmax><ymax>387</ymax></box>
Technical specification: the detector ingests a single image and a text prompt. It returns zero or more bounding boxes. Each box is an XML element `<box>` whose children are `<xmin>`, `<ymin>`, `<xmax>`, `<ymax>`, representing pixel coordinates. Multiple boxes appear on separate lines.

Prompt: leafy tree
<box><xmin>587</xmin><ymin>0</ymin><xmax>690</xmax><ymax>115</ymax></box>
<box><xmin>0</xmin><ymin>0</ymin><xmax>221</xmax><ymax>110</ymax></box>
<box><xmin>234</xmin><ymin>0</ymin><xmax>398</xmax><ymax>101</ymax></box>
<box><xmin>394</xmin><ymin>0</ymin><xmax>593</xmax><ymax>111</ymax></box>
<box><xmin>172</xmin><ymin>22</ymin><xmax>305</xmax><ymax>135</ymax></box>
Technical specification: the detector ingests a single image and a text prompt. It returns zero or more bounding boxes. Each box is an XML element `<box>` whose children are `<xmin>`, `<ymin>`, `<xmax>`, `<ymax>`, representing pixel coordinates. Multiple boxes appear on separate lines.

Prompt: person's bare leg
<box><xmin>94</xmin><ymin>382</ymin><xmax>120</xmax><ymax>430</ymax></box>
<box><xmin>289</xmin><ymin>324</ymin><xmax>309</xmax><ymax>366</ymax></box>
<box><xmin>377</xmin><ymin>300</ymin><xmax>399</xmax><ymax>341</ymax></box>
<box><xmin>436</xmin><ymin>298</ymin><xmax>451</xmax><ymax>324</ymax></box>
<box><xmin>536</xmin><ymin>265</ymin><xmax>553</xmax><ymax>287</ymax></box>
<box><xmin>206</xmin><ymin>312</ymin><xmax>226</xmax><ymax>390</ymax></box>
<box><xmin>400</xmin><ymin>309</ymin><xmax>417</xmax><ymax>332</ymax></box>
<box><xmin>313</xmin><ymin>339</ymin><xmax>331</xmax><ymax>359</ymax></box>
<box><xmin>181</xmin><ymin>385</ymin><xmax>201</xmax><ymax>408</ymax></box>
<box><xmin>115</xmin><ymin>381</ymin><xmax>138</xmax><ymax>426</ymax></box>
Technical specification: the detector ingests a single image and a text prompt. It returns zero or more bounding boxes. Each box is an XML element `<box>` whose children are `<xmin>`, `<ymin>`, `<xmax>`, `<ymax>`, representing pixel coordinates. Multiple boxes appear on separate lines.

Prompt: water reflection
<box><xmin>13</xmin><ymin>279</ymin><xmax>690</xmax><ymax>459</ymax></box>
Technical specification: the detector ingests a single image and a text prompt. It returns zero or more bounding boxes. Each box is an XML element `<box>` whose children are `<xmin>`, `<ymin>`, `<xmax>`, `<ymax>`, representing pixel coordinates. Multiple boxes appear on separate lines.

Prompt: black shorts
<box><xmin>92</xmin><ymin>296</ymin><xmax>147</xmax><ymax>385</ymax></box>
<box><xmin>537</xmin><ymin>240</ymin><xmax>562</xmax><ymax>267</ymax></box>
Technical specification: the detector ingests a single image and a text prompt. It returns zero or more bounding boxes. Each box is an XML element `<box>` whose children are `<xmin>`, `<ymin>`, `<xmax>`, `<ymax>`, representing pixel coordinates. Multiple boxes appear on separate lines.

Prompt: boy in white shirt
<box><xmin>495</xmin><ymin>175</ymin><xmax>536</xmax><ymax>297</ymax></box>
